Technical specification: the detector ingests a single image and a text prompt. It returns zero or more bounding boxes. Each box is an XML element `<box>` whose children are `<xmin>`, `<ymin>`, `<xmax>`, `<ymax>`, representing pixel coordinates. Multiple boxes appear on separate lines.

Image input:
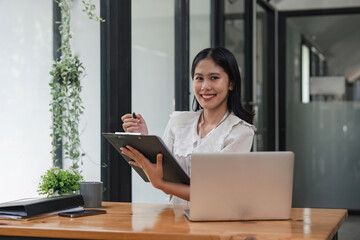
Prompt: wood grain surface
<box><xmin>0</xmin><ymin>202</ymin><xmax>347</xmax><ymax>240</ymax></box>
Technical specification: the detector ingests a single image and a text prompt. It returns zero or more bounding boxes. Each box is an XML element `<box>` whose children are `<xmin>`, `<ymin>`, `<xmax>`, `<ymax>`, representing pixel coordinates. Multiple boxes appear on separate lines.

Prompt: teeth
<box><xmin>202</xmin><ymin>95</ymin><xmax>214</xmax><ymax>99</ymax></box>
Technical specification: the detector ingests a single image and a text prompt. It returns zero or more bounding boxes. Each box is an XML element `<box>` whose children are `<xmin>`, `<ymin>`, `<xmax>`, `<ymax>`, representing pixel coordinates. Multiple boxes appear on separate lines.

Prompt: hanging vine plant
<box><xmin>49</xmin><ymin>0</ymin><xmax>104</xmax><ymax>170</ymax></box>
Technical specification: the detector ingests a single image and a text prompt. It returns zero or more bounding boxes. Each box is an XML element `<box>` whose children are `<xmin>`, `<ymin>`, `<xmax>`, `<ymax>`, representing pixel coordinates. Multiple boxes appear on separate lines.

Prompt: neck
<box><xmin>202</xmin><ymin>107</ymin><xmax>228</xmax><ymax>126</ymax></box>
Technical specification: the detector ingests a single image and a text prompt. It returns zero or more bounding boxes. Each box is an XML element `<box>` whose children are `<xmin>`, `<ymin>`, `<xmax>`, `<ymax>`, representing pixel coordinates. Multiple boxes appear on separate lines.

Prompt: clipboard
<box><xmin>102</xmin><ymin>132</ymin><xmax>190</xmax><ymax>185</ymax></box>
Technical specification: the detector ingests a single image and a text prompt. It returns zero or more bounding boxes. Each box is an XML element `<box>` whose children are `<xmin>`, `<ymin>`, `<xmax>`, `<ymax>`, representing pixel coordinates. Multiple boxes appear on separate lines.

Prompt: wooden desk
<box><xmin>0</xmin><ymin>202</ymin><xmax>347</xmax><ymax>240</ymax></box>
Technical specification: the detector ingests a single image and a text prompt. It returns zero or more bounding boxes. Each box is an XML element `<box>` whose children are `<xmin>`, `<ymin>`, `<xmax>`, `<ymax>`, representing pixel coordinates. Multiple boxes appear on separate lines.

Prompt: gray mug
<box><xmin>79</xmin><ymin>181</ymin><xmax>103</xmax><ymax>208</ymax></box>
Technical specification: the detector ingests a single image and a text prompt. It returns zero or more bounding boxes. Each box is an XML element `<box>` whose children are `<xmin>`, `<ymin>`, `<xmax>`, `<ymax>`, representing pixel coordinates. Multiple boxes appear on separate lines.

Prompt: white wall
<box><xmin>0</xmin><ymin>0</ymin><xmax>53</xmax><ymax>202</ymax></box>
<box><xmin>0</xmin><ymin>0</ymin><xmax>101</xmax><ymax>203</ymax></box>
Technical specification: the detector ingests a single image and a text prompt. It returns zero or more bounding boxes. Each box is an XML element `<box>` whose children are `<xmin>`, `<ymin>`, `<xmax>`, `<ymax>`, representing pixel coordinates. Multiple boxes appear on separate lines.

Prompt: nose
<box><xmin>201</xmin><ymin>80</ymin><xmax>211</xmax><ymax>91</ymax></box>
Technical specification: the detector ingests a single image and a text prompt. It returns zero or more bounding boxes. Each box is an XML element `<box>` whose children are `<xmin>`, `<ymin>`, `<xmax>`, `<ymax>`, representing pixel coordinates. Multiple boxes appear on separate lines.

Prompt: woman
<box><xmin>121</xmin><ymin>47</ymin><xmax>256</xmax><ymax>204</ymax></box>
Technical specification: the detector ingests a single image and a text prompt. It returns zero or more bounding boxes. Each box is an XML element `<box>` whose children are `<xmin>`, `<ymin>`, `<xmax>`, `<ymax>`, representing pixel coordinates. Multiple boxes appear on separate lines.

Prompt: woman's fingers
<box><xmin>123</xmin><ymin>125</ymin><xmax>139</xmax><ymax>133</ymax></box>
<box><xmin>121</xmin><ymin>146</ymin><xmax>164</xmax><ymax>189</ymax></box>
<box><xmin>121</xmin><ymin>113</ymin><xmax>135</xmax><ymax>122</ymax></box>
<box><xmin>121</xmin><ymin>147</ymin><xmax>142</xmax><ymax>168</ymax></box>
<box><xmin>125</xmin><ymin>145</ymin><xmax>145</xmax><ymax>160</ymax></box>
<box><xmin>122</xmin><ymin>120</ymin><xmax>140</xmax><ymax>132</ymax></box>
<box><xmin>121</xmin><ymin>114</ymin><xmax>141</xmax><ymax>132</ymax></box>
<box><xmin>122</xmin><ymin>118</ymin><xmax>140</xmax><ymax>124</ymax></box>
<box><xmin>127</xmin><ymin>126</ymin><xmax>139</xmax><ymax>131</ymax></box>
<box><xmin>122</xmin><ymin>115</ymin><xmax>140</xmax><ymax>125</ymax></box>
<box><xmin>121</xmin><ymin>113</ymin><xmax>148</xmax><ymax>135</ymax></box>
<box><xmin>136</xmin><ymin>113</ymin><xmax>145</xmax><ymax>122</ymax></box>
<box><xmin>122</xmin><ymin>122</ymin><xmax>139</xmax><ymax>128</ymax></box>
<box><xmin>122</xmin><ymin>119</ymin><xmax>140</xmax><ymax>128</ymax></box>
<box><xmin>120</xmin><ymin>147</ymin><xmax>137</xmax><ymax>160</ymax></box>
<box><xmin>121</xmin><ymin>146</ymin><xmax>147</xmax><ymax>168</ymax></box>
<box><xmin>156</xmin><ymin>154</ymin><xmax>163</xmax><ymax>172</ymax></box>
<box><xmin>128</xmin><ymin>160</ymin><xmax>140</xmax><ymax>168</ymax></box>
<box><xmin>122</xmin><ymin>146</ymin><xmax>162</xmax><ymax>184</ymax></box>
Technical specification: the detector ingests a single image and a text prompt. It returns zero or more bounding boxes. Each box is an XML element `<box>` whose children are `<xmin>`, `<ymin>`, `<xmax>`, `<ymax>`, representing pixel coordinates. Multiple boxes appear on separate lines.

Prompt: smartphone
<box><xmin>58</xmin><ymin>209</ymin><xmax>106</xmax><ymax>218</ymax></box>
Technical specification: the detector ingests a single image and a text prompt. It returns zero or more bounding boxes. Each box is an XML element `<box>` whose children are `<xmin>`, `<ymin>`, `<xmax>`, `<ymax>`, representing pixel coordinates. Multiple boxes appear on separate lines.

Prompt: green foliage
<box><xmin>49</xmin><ymin>55</ymin><xmax>84</xmax><ymax>169</ymax></box>
<box><xmin>82</xmin><ymin>0</ymin><xmax>105</xmax><ymax>22</ymax></box>
<box><xmin>42</xmin><ymin>0</ymin><xmax>104</xmax><ymax>197</ymax></box>
<box><xmin>38</xmin><ymin>168</ymin><xmax>83</xmax><ymax>196</ymax></box>
<box><xmin>50</xmin><ymin>0</ymin><xmax>103</xmax><ymax>169</ymax></box>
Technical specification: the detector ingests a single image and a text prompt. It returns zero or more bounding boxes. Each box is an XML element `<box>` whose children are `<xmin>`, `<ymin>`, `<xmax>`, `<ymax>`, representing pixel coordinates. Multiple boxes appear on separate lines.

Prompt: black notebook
<box><xmin>102</xmin><ymin>132</ymin><xmax>190</xmax><ymax>185</ymax></box>
<box><xmin>0</xmin><ymin>194</ymin><xmax>84</xmax><ymax>219</ymax></box>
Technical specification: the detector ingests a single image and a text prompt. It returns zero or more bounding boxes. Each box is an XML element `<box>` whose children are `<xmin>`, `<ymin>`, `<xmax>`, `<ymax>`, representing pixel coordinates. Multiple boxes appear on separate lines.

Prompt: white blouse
<box><xmin>162</xmin><ymin>110</ymin><xmax>256</xmax><ymax>205</ymax></box>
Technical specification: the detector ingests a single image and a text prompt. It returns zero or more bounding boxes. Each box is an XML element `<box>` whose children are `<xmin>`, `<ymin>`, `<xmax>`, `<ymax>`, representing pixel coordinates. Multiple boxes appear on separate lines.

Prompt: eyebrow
<box><xmin>194</xmin><ymin>72</ymin><xmax>221</xmax><ymax>76</ymax></box>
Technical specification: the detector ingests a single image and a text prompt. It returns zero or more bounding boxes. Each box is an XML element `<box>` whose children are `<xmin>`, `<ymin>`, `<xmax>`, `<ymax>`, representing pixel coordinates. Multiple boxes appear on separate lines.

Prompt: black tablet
<box><xmin>102</xmin><ymin>132</ymin><xmax>190</xmax><ymax>185</ymax></box>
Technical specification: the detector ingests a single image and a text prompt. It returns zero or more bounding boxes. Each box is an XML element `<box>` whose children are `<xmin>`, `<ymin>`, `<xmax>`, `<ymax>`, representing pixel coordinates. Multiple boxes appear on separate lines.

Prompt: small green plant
<box><xmin>38</xmin><ymin>168</ymin><xmax>83</xmax><ymax>197</ymax></box>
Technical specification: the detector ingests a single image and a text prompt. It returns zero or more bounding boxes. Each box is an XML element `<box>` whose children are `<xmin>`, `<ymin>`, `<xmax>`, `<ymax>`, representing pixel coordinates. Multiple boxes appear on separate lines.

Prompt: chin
<box><xmin>199</xmin><ymin>103</ymin><xmax>215</xmax><ymax>110</ymax></box>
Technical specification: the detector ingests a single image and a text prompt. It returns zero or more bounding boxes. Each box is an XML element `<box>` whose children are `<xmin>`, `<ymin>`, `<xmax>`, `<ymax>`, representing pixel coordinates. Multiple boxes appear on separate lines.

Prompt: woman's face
<box><xmin>193</xmin><ymin>58</ymin><xmax>233</xmax><ymax>112</ymax></box>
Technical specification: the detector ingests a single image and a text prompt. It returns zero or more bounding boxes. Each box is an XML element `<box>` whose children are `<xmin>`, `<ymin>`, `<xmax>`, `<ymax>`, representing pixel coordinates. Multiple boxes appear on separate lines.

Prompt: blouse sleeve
<box><xmin>221</xmin><ymin>123</ymin><xmax>255</xmax><ymax>153</ymax></box>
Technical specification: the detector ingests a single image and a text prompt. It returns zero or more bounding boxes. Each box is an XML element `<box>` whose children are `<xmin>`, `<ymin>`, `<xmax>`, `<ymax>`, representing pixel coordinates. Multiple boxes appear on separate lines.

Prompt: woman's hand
<box><xmin>121</xmin><ymin>113</ymin><xmax>148</xmax><ymax>135</ymax></box>
<box><xmin>121</xmin><ymin>145</ymin><xmax>190</xmax><ymax>201</ymax></box>
<box><xmin>120</xmin><ymin>145</ymin><xmax>164</xmax><ymax>189</ymax></box>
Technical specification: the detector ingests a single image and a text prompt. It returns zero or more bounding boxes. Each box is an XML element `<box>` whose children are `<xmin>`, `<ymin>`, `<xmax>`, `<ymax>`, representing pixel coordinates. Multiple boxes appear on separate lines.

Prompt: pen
<box><xmin>132</xmin><ymin>112</ymin><xmax>137</xmax><ymax>119</ymax></box>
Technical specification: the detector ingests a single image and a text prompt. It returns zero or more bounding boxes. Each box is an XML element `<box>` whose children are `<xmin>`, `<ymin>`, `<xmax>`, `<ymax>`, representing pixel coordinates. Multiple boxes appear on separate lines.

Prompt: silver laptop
<box><xmin>185</xmin><ymin>152</ymin><xmax>294</xmax><ymax>221</ymax></box>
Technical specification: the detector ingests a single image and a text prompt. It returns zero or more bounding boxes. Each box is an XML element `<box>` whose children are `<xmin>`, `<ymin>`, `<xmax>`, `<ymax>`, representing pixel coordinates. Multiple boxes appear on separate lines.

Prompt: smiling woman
<box><xmin>121</xmin><ymin>47</ymin><xmax>256</xmax><ymax>205</ymax></box>
<box><xmin>192</xmin><ymin>58</ymin><xmax>233</xmax><ymax>118</ymax></box>
<box><xmin>191</xmin><ymin>47</ymin><xmax>254</xmax><ymax>124</ymax></box>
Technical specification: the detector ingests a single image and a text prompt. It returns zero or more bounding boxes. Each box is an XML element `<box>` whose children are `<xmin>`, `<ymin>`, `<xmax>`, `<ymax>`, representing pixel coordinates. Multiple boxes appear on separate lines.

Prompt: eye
<box><xmin>195</xmin><ymin>76</ymin><xmax>203</xmax><ymax>81</ymax></box>
<box><xmin>210</xmin><ymin>76</ymin><xmax>219</xmax><ymax>80</ymax></box>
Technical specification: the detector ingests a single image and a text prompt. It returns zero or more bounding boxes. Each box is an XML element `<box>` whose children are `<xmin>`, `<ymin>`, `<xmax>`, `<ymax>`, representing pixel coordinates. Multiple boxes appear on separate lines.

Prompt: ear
<box><xmin>229</xmin><ymin>81</ymin><xmax>234</xmax><ymax>91</ymax></box>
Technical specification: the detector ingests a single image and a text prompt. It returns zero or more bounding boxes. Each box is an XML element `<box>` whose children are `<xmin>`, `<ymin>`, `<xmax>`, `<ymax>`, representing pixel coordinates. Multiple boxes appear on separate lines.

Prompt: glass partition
<box><xmin>131</xmin><ymin>0</ymin><xmax>212</xmax><ymax>203</ymax></box>
<box><xmin>132</xmin><ymin>0</ymin><xmax>175</xmax><ymax>203</ymax></box>
<box><xmin>224</xmin><ymin>1</ymin><xmax>275</xmax><ymax>150</ymax></box>
<box><xmin>286</xmin><ymin>14</ymin><xmax>360</xmax><ymax>209</ymax></box>
<box><xmin>189</xmin><ymin>0</ymin><xmax>211</xmax><ymax>109</ymax></box>
<box><xmin>224</xmin><ymin>0</ymin><xmax>246</xmax><ymax>95</ymax></box>
<box><xmin>255</xmin><ymin>3</ymin><xmax>270</xmax><ymax>151</ymax></box>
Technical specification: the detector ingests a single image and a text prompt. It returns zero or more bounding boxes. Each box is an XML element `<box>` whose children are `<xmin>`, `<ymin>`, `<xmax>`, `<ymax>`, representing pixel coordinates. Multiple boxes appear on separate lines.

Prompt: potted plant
<box><xmin>38</xmin><ymin>0</ymin><xmax>104</xmax><ymax>197</ymax></box>
<box><xmin>38</xmin><ymin>168</ymin><xmax>83</xmax><ymax>197</ymax></box>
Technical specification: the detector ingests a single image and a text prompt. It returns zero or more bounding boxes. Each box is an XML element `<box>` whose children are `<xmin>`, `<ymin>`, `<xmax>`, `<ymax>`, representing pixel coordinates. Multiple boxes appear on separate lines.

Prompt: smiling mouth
<box><xmin>201</xmin><ymin>94</ymin><xmax>216</xmax><ymax>101</ymax></box>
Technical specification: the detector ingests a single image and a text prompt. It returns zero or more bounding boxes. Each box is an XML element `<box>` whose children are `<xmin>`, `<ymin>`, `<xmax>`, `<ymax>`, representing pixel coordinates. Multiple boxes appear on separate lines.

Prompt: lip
<box><xmin>201</xmin><ymin>94</ymin><xmax>216</xmax><ymax>101</ymax></box>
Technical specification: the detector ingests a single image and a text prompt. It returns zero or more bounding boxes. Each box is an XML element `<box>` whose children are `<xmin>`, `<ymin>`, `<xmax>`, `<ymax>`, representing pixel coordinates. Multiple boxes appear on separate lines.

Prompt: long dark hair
<box><xmin>191</xmin><ymin>47</ymin><xmax>254</xmax><ymax>124</ymax></box>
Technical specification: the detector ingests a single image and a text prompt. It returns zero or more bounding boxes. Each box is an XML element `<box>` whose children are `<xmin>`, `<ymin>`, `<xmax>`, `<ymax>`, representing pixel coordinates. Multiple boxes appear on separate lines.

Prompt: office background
<box><xmin>0</xmin><ymin>0</ymin><xmax>101</xmax><ymax>203</ymax></box>
<box><xmin>1</xmin><ymin>0</ymin><xmax>360</xmax><ymax>215</ymax></box>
